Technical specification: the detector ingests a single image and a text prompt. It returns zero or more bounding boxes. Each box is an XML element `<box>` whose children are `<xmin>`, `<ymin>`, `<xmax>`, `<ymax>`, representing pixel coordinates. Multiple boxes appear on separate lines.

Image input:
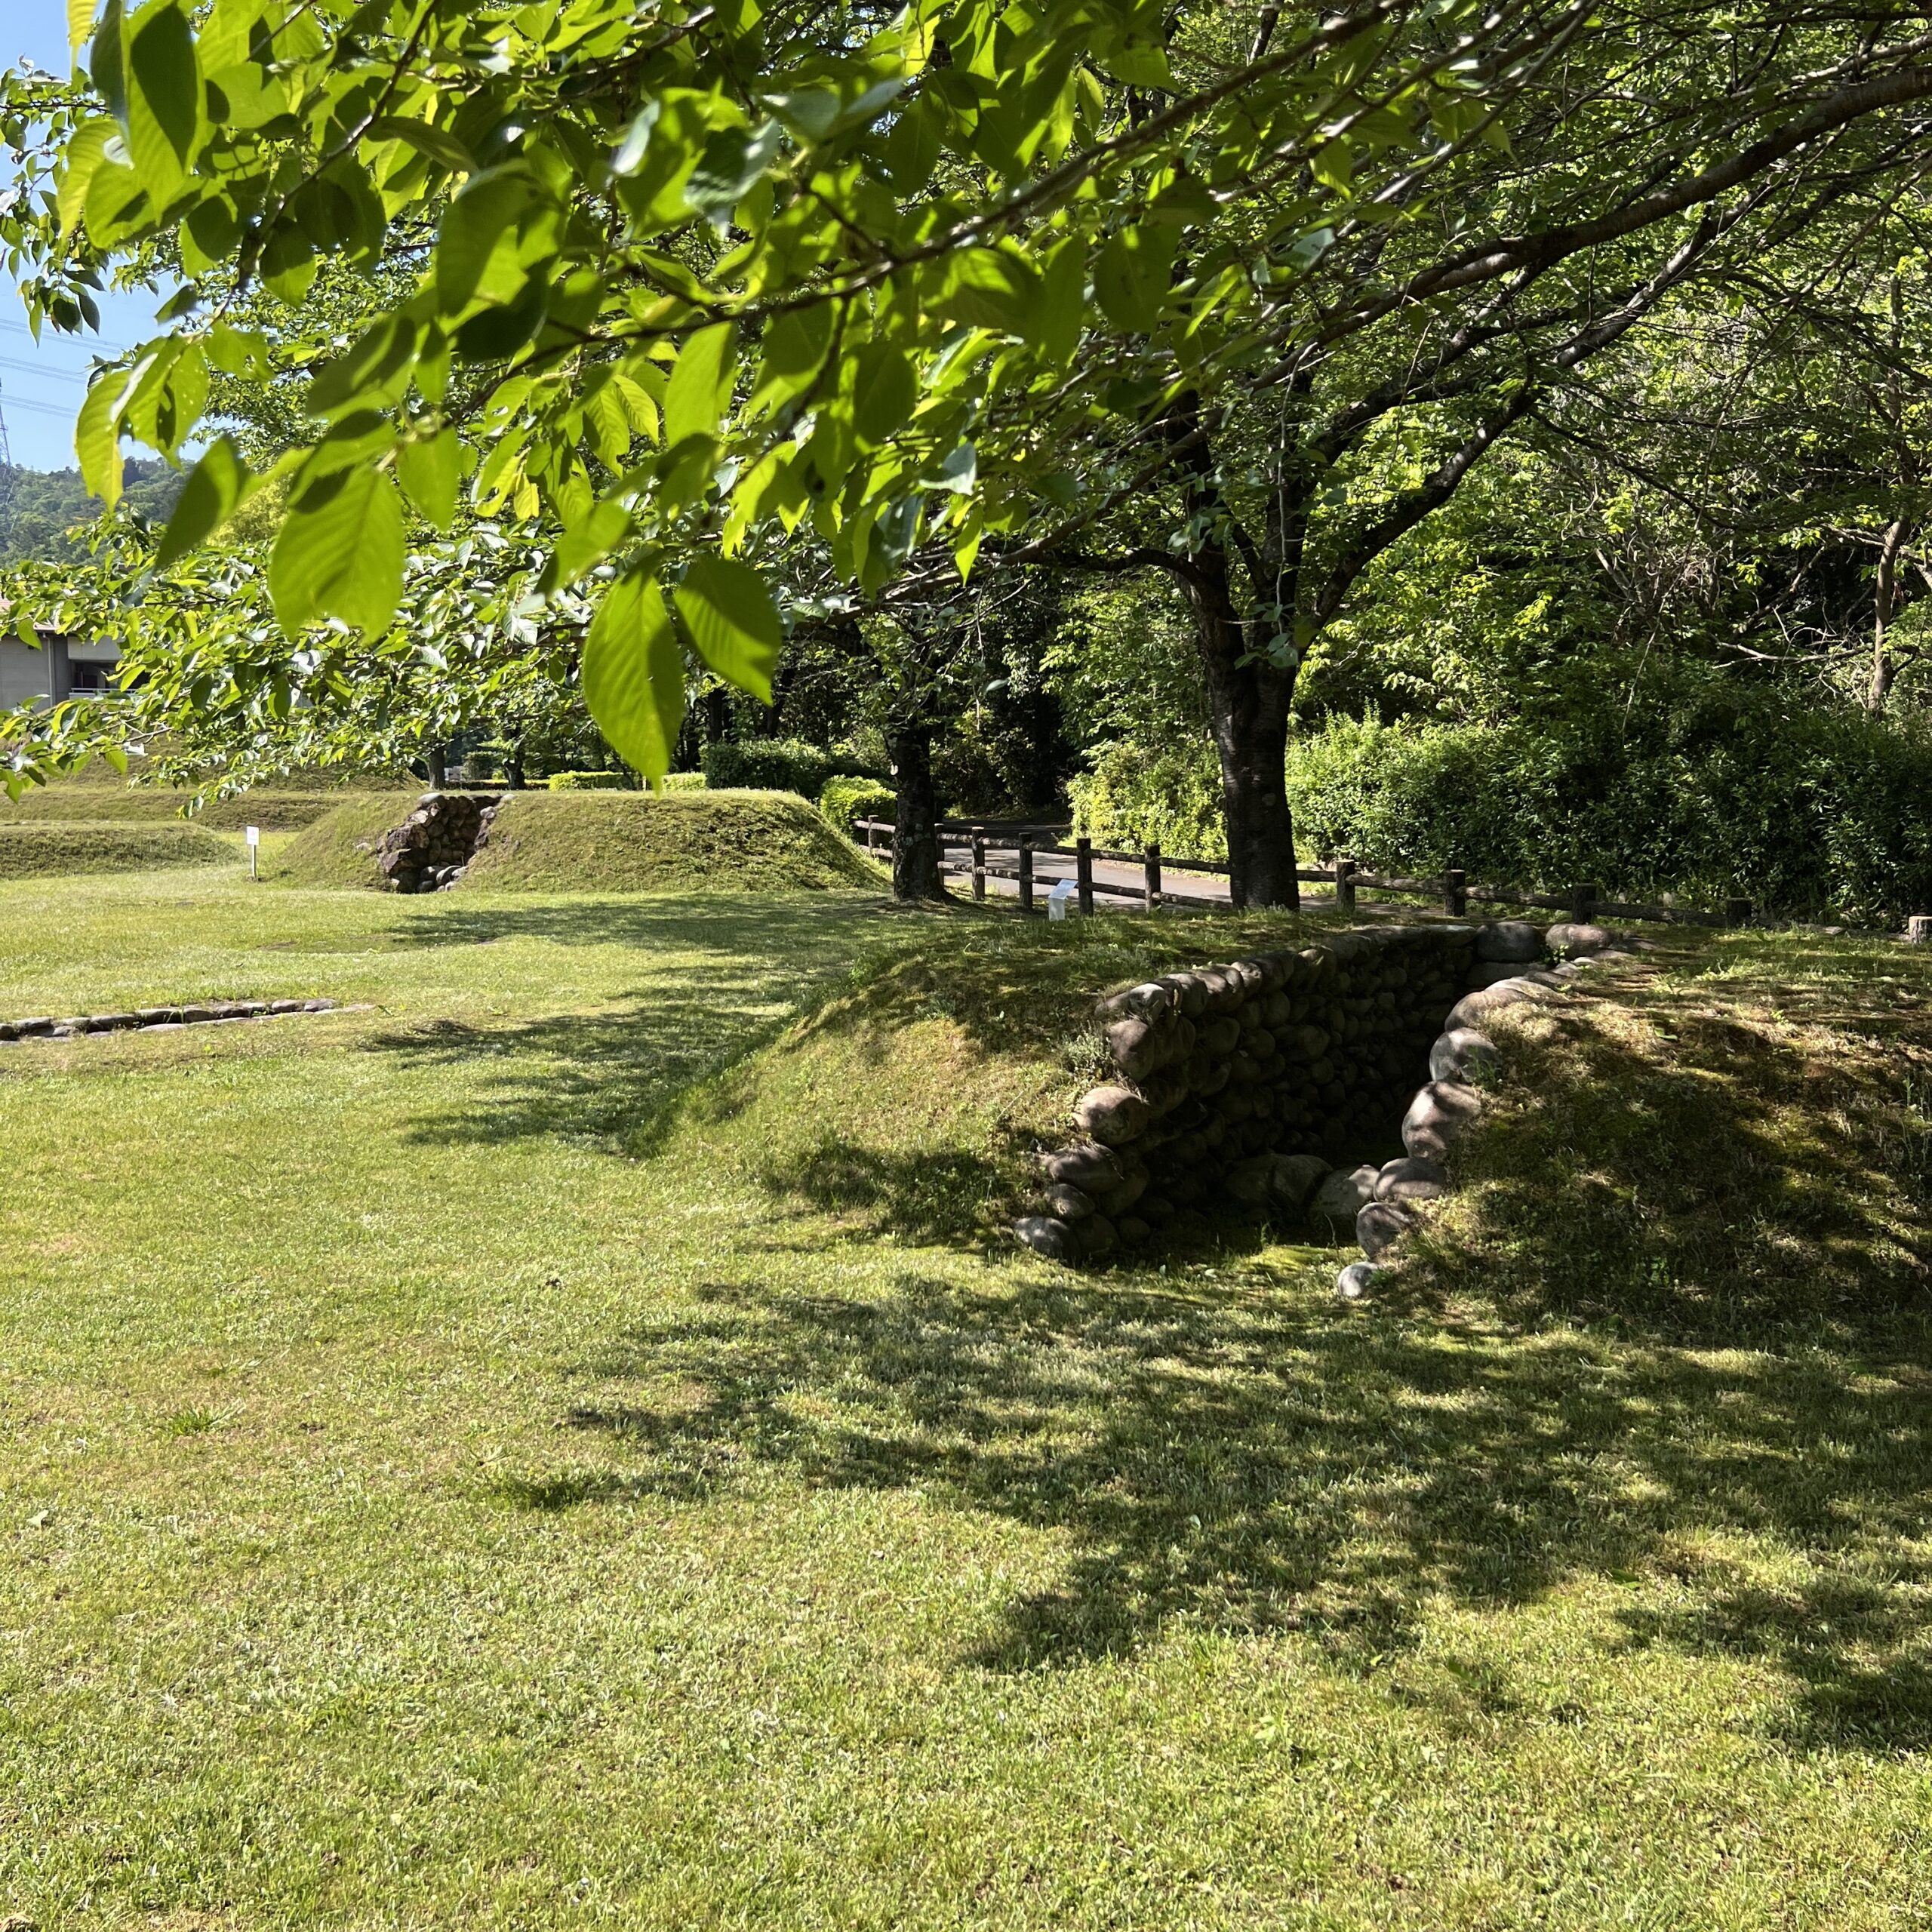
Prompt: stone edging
<box><xmin>0</xmin><ymin>998</ymin><xmax>346</xmax><ymax>1042</ymax></box>
<box><xmin>1333</xmin><ymin>919</ymin><xmax>1635</xmax><ymax>1299</ymax></box>
<box><xmin>1013</xmin><ymin>917</ymin><xmax>1638</xmax><ymax>1282</ymax></box>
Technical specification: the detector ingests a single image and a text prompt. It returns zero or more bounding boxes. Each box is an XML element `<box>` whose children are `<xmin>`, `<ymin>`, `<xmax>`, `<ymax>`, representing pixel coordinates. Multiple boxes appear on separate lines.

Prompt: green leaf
<box><xmin>155</xmin><ymin>434</ymin><xmax>249</xmax><ymax>566</ymax></box>
<box><xmin>268</xmin><ymin>466</ymin><xmax>405</xmax><ymax>641</ymax></box>
<box><xmin>929</xmin><ymin>247</ymin><xmax>1041</xmax><ymax>334</ymax></box>
<box><xmin>307</xmin><ymin>313</ymin><xmax>420</xmax><ymax>418</ymax></box>
<box><xmin>68</xmin><ymin>0</ymin><xmax>96</xmax><ymax>52</ymax></box>
<box><xmin>583</xmin><ymin>570</ymin><xmax>685</xmax><ymax>784</ymax></box>
<box><xmin>74</xmin><ymin>365</ymin><xmax>130</xmax><ymax>509</ymax></box>
<box><xmin>852</xmin><ymin>341</ymin><xmax>915</xmax><ymax>448</ymax></box>
<box><xmin>663</xmin><ymin>322</ymin><xmax>737</xmax><ymax>446</ymax></box>
<box><xmin>1032</xmin><ymin>237</ymin><xmax>1086</xmax><ymax>366</ymax></box>
<box><xmin>1094</xmin><ymin>223</ymin><xmax>1179</xmax><ymax>334</ymax></box>
<box><xmin>57</xmin><ymin>118</ymin><xmax>118</xmax><ymax>231</ymax></box>
<box><xmin>751</xmin><ymin>304</ymin><xmax>834</xmax><ymax>413</ymax></box>
<box><xmin>126</xmin><ymin>3</ymin><xmax>200</xmax><ymax>201</ymax></box>
<box><xmin>674</xmin><ymin>555</ymin><xmax>780</xmax><ymax>703</ymax></box>
<box><xmin>368</xmin><ymin>115</ymin><xmax>477</xmax><ymax>177</ymax></box>
<box><xmin>686</xmin><ymin>120</ymin><xmax>783</xmax><ymax>220</ymax></box>
<box><xmin>395</xmin><ymin>429</ymin><xmax>460</xmax><ymax>532</ymax></box>
<box><xmin>435</xmin><ymin>167</ymin><xmax>535</xmax><ymax>315</ymax></box>
<box><xmin>88</xmin><ymin>0</ymin><xmax>125</xmax><ymax>122</ymax></box>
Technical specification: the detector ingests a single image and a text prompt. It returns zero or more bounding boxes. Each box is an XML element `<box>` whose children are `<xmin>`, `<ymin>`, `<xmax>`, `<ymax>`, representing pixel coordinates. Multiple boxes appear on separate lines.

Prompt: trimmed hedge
<box><xmin>700</xmin><ymin>738</ymin><xmax>879</xmax><ymax>798</ymax></box>
<box><xmin>819</xmin><ymin>775</ymin><xmax>894</xmax><ymax>833</ymax></box>
<box><xmin>1070</xmin><ymin>700</ymin><xmax>1932</xmax><ymax>922</ymax></box>
<box><xmin>546</xmin><ymin>771</ymin><xmax>635</xmax><ymax>791</ymax></box>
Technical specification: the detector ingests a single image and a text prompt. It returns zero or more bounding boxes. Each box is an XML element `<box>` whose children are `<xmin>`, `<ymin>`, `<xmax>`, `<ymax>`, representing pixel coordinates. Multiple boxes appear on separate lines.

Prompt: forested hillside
<box><xmin>0</xmin><ymin>462</ymin><xmax>183</xmax><ymax>565</ymax></box>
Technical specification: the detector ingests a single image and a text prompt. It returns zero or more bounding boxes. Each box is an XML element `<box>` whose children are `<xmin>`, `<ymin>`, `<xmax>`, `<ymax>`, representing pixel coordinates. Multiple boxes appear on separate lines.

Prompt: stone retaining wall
<box><xmin>376</xmin><ymin>792</ymin><xmax>501</xmax><ymax>893</ymax></box>
<box><xmin>1017</xmin><ymin>917</ymin><xmax>1626</xmax><ymax>1281</ymax></box>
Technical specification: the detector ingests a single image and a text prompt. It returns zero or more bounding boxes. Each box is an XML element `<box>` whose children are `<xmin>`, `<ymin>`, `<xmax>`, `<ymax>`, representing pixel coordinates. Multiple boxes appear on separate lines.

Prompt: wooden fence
<box><xmin>850</xmin><ymin>818</ymin><xmax>1757</xmax><ymax>929</ymax></box>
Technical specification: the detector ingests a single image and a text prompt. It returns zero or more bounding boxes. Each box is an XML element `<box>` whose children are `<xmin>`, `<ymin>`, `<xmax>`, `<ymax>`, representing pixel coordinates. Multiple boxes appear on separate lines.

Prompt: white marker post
<box><xmin>245</xmin><ymin>824</ymin><xmax>260</xmax><ymax>881</ymax></box>
<box><xmin>1047</xmin><ymin>877</ymin><xmax>1078</xmax><ymax>921</ymax></box>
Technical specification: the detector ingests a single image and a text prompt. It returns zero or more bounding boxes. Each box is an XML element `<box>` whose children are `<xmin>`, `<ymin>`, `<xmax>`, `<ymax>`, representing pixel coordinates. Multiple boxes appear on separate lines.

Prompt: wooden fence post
<box><xmin>1018</xmin><ymin>838</ymin><xmax>1035</xmax><ymax>914</ymax></box>
<box><xmin>971</xmin><ymin>827</ymin><xmax>986</xmax><ymax>901</ymax></box>
<box><xmin>1075</xmin><ymin>837</ymin><xmax>1094</xmax><ymax>915</ymax></box>
<box><xmin>1725</xmin><ymin>897</ymin><xmax>1752</xmax><ymax>928</ymax></box>
<box><xmin>1143</xmin><ymin>841</ymin><xmax>1161</xmax><ymax>912</ymax></box>
<box><xmin>1444</xmin><ymin>867</ymin><xmax>1466</xmax><ymax>917</ymax></box>
<box><xmin>1335</xmin><ymin>856</ymin><xmax>1356</xmax><ymax>912</ymax></box>
<box><xmin>1571</xmin><ymin>881</ymin><xmax>1600</xmax><ymax>922</ymax></box>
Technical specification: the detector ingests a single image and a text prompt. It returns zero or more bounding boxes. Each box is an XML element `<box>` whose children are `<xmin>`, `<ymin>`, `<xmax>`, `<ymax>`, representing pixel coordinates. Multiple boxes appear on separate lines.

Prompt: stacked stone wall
<box><xmin>375</xmin><ymin>792</ymin><xmax>501</xmax><ymax>893</ymax></box>
<box><xmin>1017</xmin><ymin>918</ymin><xmax>1626</xmax><ymax>1276</ymax></box>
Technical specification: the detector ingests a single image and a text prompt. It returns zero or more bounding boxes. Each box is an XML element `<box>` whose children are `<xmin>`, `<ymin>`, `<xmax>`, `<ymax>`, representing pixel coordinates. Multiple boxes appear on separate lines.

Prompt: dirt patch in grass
<box><xmin>0</xmin><ymin>822</ymin><xmax>234</xmax><ymax>878</ymax></box>
<box><xmin>457</xmin><ymin>789</ymin><xmax>888</xmax><ymax>894</ymax></box>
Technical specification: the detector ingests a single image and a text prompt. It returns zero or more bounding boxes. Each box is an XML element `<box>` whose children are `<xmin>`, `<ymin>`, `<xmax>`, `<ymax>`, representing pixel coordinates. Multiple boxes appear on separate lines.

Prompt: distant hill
<box><xmin>0</xmin><ymin>462</ymin><xmax>187</xmax><ymax>564</ymax></box>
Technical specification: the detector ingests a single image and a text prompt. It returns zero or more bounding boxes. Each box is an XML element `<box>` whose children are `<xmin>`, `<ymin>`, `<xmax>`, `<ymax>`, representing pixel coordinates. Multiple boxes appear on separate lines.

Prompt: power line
<box><xmin>0</xmin><ymin>390</ymin><xmax>79</xmax><ymax>418</ymax></box>
<box><xmin>0</xmin><ymin>355</ymin><xmax>88</xmax><ymax>386</ymax></box>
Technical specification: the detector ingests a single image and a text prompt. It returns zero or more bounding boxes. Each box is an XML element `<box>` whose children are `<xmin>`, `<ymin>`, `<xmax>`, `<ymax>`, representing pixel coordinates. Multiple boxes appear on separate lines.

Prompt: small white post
<box><xmin>1047</xmin><ymin>878</ymin><xmax>1078</xmax><ymax>921</ymax></box>
<box><xmin>245</xmin><ymin>824</ymin><xmax>260</xmax><ymax>881</ymax></box>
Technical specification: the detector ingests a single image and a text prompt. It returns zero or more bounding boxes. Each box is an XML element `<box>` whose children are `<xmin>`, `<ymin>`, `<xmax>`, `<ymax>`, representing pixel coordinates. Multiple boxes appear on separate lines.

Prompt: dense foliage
<box><xmin>0</xmin><ymin>460</ymin><xmax>181</xmax><ymax>562</ymax></box>
<box><xmin>6</xmin><ymin>2</ymin><xmax>1932</xmax><ymax>911</ymax></box>
<box><xmin>700</xmin><ymin>735</ymin><xmax>876</xmax><ymax>797</ymax></box>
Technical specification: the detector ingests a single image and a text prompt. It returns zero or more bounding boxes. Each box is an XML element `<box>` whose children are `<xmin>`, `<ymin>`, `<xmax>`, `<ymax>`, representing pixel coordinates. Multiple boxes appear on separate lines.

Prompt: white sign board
<box><xmin>1047</xmin><ymin>878</ymin><xmax>1078</xmax><ymax>921</ymax></box>
<box><xmin>245</xmin><ymin>825</ymin><xmax>260</xmax><ymax>848</ymax></box>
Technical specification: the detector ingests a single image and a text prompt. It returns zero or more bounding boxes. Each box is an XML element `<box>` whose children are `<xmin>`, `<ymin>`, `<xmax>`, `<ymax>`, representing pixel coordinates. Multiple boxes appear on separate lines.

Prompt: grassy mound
<box><xmin>459</xmin><ymin>789</ymin><xmax>885</xmax><ymax>893</ymax></box>
<box><xmin>660</xmin><ymin>912</ymin><xmax>1328</xmax><ymax>1242</ymax></box>
<box><xmin>269</xmin><ymin>792</ymin><xmax>421</xmax><ymax>888</ymax></box>
<box><xmin>0</xmin><ymin>821</ymin><xmax>233</xmax><ymax>878</ymax></box>
<box><xmin>0</xmin><ymin>786</ymin><xmax>412</xmax><ymax>833</ymax></box>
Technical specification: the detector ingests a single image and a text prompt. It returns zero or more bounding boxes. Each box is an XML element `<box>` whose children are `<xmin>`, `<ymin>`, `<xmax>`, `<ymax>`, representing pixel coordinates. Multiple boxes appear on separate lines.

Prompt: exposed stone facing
<box><xmin>0</xmin><ymin>998</ymin><xmax>342</xmax><ymax>1041</ymax></box>
<box><xmin>1015</xmin><ymin>916</ymin><xmax>1632</xmax><ymax>1280</ymax></box>
<box><xmin>375</xmin><ymin>792</ymin><xmax>502</xmax><ymax>893</ymax></box>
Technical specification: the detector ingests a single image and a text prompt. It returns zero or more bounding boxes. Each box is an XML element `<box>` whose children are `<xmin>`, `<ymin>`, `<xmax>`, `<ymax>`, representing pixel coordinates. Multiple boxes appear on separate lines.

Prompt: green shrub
<box><xmin>661</xmin><ymin>771</ymin><xmax>706</xmax><ymax>792</ymax></box>
<box><xmin>1285</xmin><ymin>703</ymin><xmax>1932</xmax><ymax>922</ymax></box>
<box><xmin>700</xmin><ymin>738</ymin><xmax>879</xmax><ymax>798</ymax></box>
<box><xmin>546</xmin><ymin>770</ymin><xmax>636</xmax><ymax>791</ymax></box>
<box><xmin>1068</xmin><ymin>741</ymin><xmax>1226</xmax><ymax>860</ymax></box>
<box><xmin>819</xmin><ymin>775</ymin><xmax>895</xmax><ymax>834</ymax></box>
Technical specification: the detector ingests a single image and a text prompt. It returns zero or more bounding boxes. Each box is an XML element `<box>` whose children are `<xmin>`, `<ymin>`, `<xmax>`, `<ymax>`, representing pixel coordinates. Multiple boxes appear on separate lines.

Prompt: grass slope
<box><xmin>460</xmin><ymin>789</ymin><xmax>886</xmax><ymax>893</ymax></box>
<box><xmin>271</xmin><ymin>791</ymin><xmax>423</xmax><ymax>888</ymax></box>
<box><xmin>4</xmin><ymin>878</ymin><xmax>1932</xmax><ymax>1927</ymax></box>
<box><xmin>0</xmin><ymin>820</ymin><xmax>234</xmax><ymax>878</ymax></box>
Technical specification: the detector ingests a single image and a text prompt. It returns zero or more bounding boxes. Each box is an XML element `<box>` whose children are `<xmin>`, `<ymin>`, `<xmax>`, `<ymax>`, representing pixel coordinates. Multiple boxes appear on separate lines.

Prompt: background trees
<box><xmin>4</xmin><ymin>2</ymin><xmax>1932</xmax><ymax>912</ymax></box>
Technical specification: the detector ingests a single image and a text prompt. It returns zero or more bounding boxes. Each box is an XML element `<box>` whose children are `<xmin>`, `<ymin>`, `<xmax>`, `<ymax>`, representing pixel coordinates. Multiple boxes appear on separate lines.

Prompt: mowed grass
<box><xmin>3</xmin><ymin>869</ymin><xmax>1932</xmax><ymax>1927</ymax></box>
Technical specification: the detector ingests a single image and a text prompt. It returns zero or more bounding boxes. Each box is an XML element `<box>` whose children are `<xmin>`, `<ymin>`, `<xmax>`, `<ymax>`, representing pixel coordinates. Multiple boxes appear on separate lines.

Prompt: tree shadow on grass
<box><xmin>525</xmin><ymin>968</ymin><xmax>1932</xmax><ymax>1750</ymax></box>
<box><xmin>550</xmin><ymin>1266</ymin><xmax>1932</xmax><ymax>1751</ymax></box>
<box><xmin>361</xmin><ymin>989</ymin><xmax>811</xmax><ymax>1153</ymax></box>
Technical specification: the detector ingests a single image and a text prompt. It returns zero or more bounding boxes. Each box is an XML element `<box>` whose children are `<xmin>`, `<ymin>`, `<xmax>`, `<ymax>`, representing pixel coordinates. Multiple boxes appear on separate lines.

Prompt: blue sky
<box><xmin>3</xmin><ymin>0</ymin><xmax>177</xmax><ymax>471</ymax></box>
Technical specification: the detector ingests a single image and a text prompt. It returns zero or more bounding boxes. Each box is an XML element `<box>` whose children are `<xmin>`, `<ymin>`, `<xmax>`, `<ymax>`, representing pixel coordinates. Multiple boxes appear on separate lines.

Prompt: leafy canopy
<box><xmin>2</xmin><ymin>0</ymin><xmax>1559</xmax><ymax>780</ymax></box>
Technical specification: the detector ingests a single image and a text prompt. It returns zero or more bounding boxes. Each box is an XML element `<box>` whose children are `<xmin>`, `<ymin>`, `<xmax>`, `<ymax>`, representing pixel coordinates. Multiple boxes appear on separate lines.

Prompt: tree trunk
<box><xmin>887</xmin><ymin>724</ymin><xmax>946</xmax><ymax>900</ymax></box>
<box><xmin>1177</xmin><ymin>558</ymin><xmax>1300</xmax><ymax>909</ymax></box>
<box><xmin>1869</xmin><ymin>515</ymin><xmax>1907</xmax><ymax>711</ymax></box>
<box><xmin>425</xmin><ymin>743</ymin><xmax>448</xmax><ymax>789</ymax></box>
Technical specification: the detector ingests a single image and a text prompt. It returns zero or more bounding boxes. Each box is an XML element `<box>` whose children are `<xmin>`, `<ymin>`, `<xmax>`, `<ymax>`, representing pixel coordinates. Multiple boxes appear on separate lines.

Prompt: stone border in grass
<box><xmin>0</xmin><ymin>998</ymin><xmax>343</xmax><ymax>1041</ymax></box>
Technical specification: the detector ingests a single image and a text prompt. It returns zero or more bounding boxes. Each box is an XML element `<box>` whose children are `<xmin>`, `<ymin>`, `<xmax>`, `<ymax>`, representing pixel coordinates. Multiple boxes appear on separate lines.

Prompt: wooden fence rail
<box><xmin>850</xmin><ymin>819</ymin><xmax>1758</xmax><ymax>930</ymax></box>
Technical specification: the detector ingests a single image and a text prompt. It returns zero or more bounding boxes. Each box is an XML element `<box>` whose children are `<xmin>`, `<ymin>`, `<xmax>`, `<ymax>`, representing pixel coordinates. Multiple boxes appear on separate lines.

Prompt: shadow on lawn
<box><xmin>355</xmin><ymin>896</ymin><xmax>888</xmax><ymax>1151</ymax></box>
<box><xmin>535</xmin><ymin>948</ymin><xmax>1932</xmax><ymax>1750</ymax></box>
<box><xmin>557</xmin><ymin>1266</ymin><xmax>1932</xmax><ymax>1751</ymax></box>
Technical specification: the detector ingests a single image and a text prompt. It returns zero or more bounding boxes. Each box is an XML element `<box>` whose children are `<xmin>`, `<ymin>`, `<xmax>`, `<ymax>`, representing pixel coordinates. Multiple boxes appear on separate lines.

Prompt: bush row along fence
<box><xmin>852</xmin><ymin>819</ymin><xmax>1763</xmax><ymax>928</ymax></box>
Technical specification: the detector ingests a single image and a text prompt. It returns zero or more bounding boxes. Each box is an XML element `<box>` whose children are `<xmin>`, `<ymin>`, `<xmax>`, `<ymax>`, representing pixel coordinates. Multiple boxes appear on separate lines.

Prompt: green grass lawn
<box><xmin>4</xmin><ymin>867</ymin><xmax>1931</xmax><ymax>1928</ymax></box>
